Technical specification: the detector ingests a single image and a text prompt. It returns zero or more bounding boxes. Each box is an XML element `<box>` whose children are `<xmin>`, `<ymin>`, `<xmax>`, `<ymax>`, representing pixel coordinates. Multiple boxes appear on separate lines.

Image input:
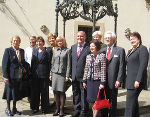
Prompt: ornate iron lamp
<box><xmin>55</xmin><ymin>0</ymin><xmax>118</xmax><ymax>37</ymax></box>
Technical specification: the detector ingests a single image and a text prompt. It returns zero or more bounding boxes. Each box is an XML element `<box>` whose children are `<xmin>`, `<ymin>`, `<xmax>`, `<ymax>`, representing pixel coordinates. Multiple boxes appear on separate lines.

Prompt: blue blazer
<box><xmin>31</xmin><ymin>47</ymin><xmax>52</xmax><ymax>79</ymax></box>
<box><xmin>71</xmin><ymin>43</ymin><xmax>90</xmax><ymax>81</ymax></box>
<box><xmin>2</xmin><ymin>47</ymin><xmax>25</xmax><ymax>79</ymax></box>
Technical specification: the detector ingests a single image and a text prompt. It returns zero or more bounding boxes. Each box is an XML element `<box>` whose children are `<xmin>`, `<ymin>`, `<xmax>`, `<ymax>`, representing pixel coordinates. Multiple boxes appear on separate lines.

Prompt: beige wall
<box><xmin>0</xmin><ymin>0</ymin><xmax>150</xmax><ymax>63</ymax></box>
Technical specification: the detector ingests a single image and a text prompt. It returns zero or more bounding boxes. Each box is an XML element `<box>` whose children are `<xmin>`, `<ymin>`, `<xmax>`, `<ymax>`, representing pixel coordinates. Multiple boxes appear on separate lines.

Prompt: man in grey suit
<box><xmin>101</xmin><ymin>31</ymin><xmax>126</xmax><ymax>117</ymax></box>
<box><xmin>71</xmin><ymin>31</ymin><xmax>90</xmax><ymax>117</ymax></box>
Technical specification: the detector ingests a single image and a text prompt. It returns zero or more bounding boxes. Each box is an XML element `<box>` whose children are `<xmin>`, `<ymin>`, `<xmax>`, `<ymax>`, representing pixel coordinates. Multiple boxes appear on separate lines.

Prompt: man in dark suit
<box><xmin>71</xmin><ymin>31</ymin><xmax>90</xmax><ymax>117</ymax></box>
<box><xmin>101</xmin><ymin>31</ymin><xmax>126</xmax><ymax>117</ymax></box>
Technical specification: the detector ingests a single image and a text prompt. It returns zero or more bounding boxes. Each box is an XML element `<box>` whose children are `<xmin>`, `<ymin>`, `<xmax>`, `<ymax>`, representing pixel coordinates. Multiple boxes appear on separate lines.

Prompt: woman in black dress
<box><xmin>2</xmin><ymin>35</ymin><xmax>26</xmax><ymax>116</ymax></box>
<box><xmin>83</xmin><ymin>40</ymin><xmax>106</xmax><ymax>117</ymax></box>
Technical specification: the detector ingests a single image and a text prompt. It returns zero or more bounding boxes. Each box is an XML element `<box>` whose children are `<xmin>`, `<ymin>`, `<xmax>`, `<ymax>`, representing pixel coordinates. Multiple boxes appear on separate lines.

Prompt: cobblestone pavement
<box><xmin>0</xmin><ymin>81</ymin><xmax>150</xmax><ymax>117</ymax></box>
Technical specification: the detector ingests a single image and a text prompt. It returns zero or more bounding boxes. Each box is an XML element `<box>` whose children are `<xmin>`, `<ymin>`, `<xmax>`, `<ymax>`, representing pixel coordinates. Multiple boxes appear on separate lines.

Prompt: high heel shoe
<box><xmin>53</xmin><ymin>110</ymin><xmax>60</xmax><ymax>116</ymax></box>
<box><xmin>5</xmin><ymin>108</ymin><xmax>13</xmax><ymax>116</ymax></box>
<box><xmin>32</xmin><ymin>109</ymin><xmax>39</xmax><ymax>114</ymax></box>
<box><xmin>12</xmin><ymin>108</ymin><xmax>21</xmax><ymax>115</ymax></box>
<box><xmin>59</xmin><ymin>114</ymin><xmax>64</xmax><ymax>117</ymax></box>
<box><xmin>59</xmin><ymin>109</ymin><xmax>64</xmax><ymax>117</ymax></box>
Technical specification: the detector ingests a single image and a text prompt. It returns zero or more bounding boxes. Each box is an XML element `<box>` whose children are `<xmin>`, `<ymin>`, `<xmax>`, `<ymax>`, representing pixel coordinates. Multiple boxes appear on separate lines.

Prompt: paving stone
<box><xmin>0</xmin><ymin>82</ymin><xmax>150</xmax><ymax>117</ymax></box>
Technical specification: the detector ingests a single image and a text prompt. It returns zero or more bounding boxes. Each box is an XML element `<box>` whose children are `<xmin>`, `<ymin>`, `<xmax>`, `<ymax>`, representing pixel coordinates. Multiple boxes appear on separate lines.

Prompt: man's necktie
<box><xmin>107</xmin><ymin>47</ymin><xmax>111</xmax><ymax>60</ymax></box>
<box><xmin>77</xmin><ymin>45</ymin><xmax>82</xmax><ymax>56</ymax></box>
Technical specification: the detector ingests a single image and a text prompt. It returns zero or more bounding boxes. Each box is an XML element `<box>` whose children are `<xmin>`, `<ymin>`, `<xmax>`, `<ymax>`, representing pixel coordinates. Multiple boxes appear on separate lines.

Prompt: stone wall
<box><xmin>0</xmin><ymin>67</ymin><xmax>3</xmax><ymax>82</ymax></box>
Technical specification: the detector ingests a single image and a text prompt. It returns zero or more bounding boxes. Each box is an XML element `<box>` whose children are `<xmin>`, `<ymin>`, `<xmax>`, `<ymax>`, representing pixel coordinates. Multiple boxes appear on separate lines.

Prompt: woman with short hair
<box><xmin>124</xmin><ymin>32</ymin><xmax>149</xmax><ymax>117</ymax></box>
<box><xmin>2</xmin><ymin>35</ymin><xmax>25</xmax><ymax>116</ymax></box>
<box><xmin>30</xmin><ymin>36</ymin><xmax>52</xmax><ymax>114</ymax></box>
<box><xmin>50</xmin><ymin>36</ymin><xmax>71</xmax><ymax>117</ymax></box>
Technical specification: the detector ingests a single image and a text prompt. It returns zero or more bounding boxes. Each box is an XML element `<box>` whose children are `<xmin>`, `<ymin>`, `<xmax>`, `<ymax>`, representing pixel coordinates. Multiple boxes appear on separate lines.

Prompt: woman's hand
<box><xmin>99</xmin><ymin>84</ymin><xmax>104</xmax><ymax>89</ymax></box>
<box><xmin>23</xmin><ymin>68</ymin><xmax>26</xmax><ymax>73</ymax></box>
<box><xmin>49</xmin><ymin>76</ymin><xmax>52</xmax><ymax>81</ymax></box>
<box><xmin>83</xmin><ymin>82</ymin><xmax>87</xmax><ymax>89</ymax></box>
<box><xmin>134</xmin><ymin>81</ymin><xmax>140</xmax><ymax>88</ymax></box>
<box><xmin>65</xmin><ymin>77</ymin><xmax>70</xmax><ymax>82</ymax></box>
<box><xmin>4</xmin><ymin>78</ymin><xmax>9</xmax><ymax>84</ymax></box>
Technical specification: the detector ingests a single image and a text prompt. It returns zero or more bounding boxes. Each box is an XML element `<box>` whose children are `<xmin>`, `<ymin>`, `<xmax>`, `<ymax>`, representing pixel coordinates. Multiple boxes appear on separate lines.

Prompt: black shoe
<box><xmin>50</xmin><ymin>101</ymin><xmax>56</xmax><ymax>107</ymax></box>
<box><xmin>42</xmin><ymin>110</ymin><xmax>49</xmax><ymax>114</ymax></box>
<box><xmin>59</xmin><ymin>109</ymin><xmax>64</xmax><ymax>117</ymax></box>
<box><xmin>53</xmin><ymin>111</ymin><xmax>59</xmax><ymax>116</ymax></box>
<box><xmin>79</xmin><ymin>112</ymin><xmax>86</xmax><ymax>117</ymax></box>
<box><xmin>59</xmin><ymin>114</ymin><xmax>64</xmax><ymax>117</ymax></box>
<box><xmin>5</xmin><ymin>109</ymin><xmax>13</xmax><ymax>116</ymax></box>
<box><xmin>70</xmin><ymin>112</ymin><xmax>80</xmax><ymax>117</ymax></box>
<box><xmin>12</xmin><ymin>108</ymin><xmax>21</xmax><ymax>115</ymax></box>
<box><xmin>79</xmin><ymin>114</ymin><xmax>86</xmax><ymax>117</ymax></box>
<box><xmin>32</xmin><ymin>109</ymin><xmax>39</xmax><ymax>114</ymax></box>
<box><xmin>42</xmin><ymin>111</ymin><xmax>45</xmax><ymax>114</ymax></box>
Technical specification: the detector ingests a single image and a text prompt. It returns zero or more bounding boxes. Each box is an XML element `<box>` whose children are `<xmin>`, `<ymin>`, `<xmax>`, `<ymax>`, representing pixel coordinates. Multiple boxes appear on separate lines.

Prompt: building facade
<box><xmin>0</xmin><ymin>0</ymin><xmax>150</xmax><ymax>86</ymax></box>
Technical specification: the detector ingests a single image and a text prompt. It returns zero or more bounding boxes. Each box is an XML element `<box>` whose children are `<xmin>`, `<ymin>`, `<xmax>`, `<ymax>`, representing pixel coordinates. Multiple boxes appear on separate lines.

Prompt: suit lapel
<box><xmin>20</xmin><ymin>49</ymin><xmax>24</xmax><ymax>61</ymax></box>
<box><xmin>39</xmin><ymin>48</ymin><xmax>47</xmax><ymax>63</ymax></box>
<box><xmin>127</xmin><ymin>48</ymin><xmax>137</xmax><ymax>58</ymax></box>
<box><xmin>73</xmin><ymin>44</ymin><xmax>78</xmax><ymax>61</ymax></box>
<box><xmin>78</xmin><ymin>43</ymin><xmax>88</xmax><ymax>58</ymax></box>
<box><xmin>34</xmin><ymin>48</ymin><xmax>39</xmax><ymax>62</ymax></box>
<box><xmin>9</xmin><ymin>47</ymin><xmax>18</xmax><ymax>61</ymax></box>
<box><xmin>109</xmin><ymin>46</ymin><xmax>117</xmax><ymax>61</ymax></box>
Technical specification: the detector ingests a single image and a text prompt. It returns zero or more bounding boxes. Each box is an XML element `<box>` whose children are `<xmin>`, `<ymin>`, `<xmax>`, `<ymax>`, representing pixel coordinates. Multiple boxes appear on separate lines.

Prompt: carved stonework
<box><xmin>40</xmin><ymin>25</ymin><xmax>49</xmax><ymax>35</ymax></box>
<box><xmin>124</xmin><ymin>28</ymin><xmax>131</xmax><ymax>40</ymax></box>
<box><xmin>145</xmin><ymin>0</ymin><xmax>150</xmax><ymax>11</ymax></box>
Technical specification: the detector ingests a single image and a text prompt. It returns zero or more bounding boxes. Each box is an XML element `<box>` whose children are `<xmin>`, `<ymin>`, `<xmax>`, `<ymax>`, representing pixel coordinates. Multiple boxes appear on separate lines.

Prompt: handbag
<box><xmin>93</xmin><ymin>89</ymin><xmax>110</xmax><ymax>110</ymax></box>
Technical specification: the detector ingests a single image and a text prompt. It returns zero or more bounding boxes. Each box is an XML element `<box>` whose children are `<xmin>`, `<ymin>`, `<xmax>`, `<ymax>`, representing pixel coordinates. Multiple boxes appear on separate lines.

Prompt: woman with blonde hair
<box><xmin>92</xmin><ymin>31</ymin><xmax>106</xmax><ymax>50</ymax></box>
<box><xmin>50</xmin><ymin>36</ymin><xmax>71</xmax><ymax>117</ymax></box>
<box><xmin>47</xmin><ymin>33</ymin><xmax>57</xmax><ymax>51</ymax></box>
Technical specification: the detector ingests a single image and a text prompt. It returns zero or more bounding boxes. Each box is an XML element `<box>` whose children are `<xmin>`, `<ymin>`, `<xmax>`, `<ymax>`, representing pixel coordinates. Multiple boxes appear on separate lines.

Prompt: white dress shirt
<box><xmin>25</xmin><ymin>46</ymin><xmax>33</xmax><ymax>66</ymax></box>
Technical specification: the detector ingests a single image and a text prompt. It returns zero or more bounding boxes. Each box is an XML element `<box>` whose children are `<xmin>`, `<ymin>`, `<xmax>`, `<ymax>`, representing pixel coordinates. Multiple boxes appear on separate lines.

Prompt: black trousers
<box><xmin>101</xmin><ymin>87</ymin><xmax>118</xmax><ymax>117</ymax></box>
<box><xmin>30</xmin><ymin>78</ymin><xmax>49</xmax><ymax>111</ymax></box>
<box><xmin>72</xmin><ymin>79</ymin><xmax>89</xmax><ymax>115</ymax></box>
<box><xmin>124</xmin><ymin>88</ymin><xmax>142</xmax><ymax>117</ymax></box>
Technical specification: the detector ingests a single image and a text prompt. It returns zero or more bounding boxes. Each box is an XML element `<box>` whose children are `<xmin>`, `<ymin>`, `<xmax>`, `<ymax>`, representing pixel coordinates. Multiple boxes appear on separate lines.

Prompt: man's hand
<box><xmin>115</xmin><ymin>81</ymin><xmax>120</xmax><ymax>88</ymax></box>
<box><xmin>83</xmin><ymin>82</ymin><xmax>87</xmax><ymax>89</ymax></box>
<box><xmin>134</xmin><ymin>81</ymin><xmax>140</xmax><ymax>88</ymax></box>
<box><xmin>4</xmin><ymin>78</ymin><xmax>9</xmax><ymax>84</ymax></box>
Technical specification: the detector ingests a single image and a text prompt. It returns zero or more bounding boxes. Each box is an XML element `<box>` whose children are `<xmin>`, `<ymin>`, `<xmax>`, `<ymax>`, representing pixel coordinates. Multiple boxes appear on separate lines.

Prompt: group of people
<box><xmin>2</xmin><ymin>30</ymin><xmax>149</xmax><ymax>117</ymax></box>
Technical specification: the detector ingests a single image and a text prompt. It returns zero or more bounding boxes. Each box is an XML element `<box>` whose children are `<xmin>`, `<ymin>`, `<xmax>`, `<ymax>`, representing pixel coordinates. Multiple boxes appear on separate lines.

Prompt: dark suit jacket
<box><xmin>126</xmin><ymin>44</ymin><xmax>149</xmax><ymax>90</ymax></box>
<box><xmin>2</xmin><ymin>47</ymin><xmax>25</xmax><ymax>79</ymax></box>
<box><xmin>31</xmin><ymin>47</ymin><xmax>52</xmax><ymax>79</ymax></box>
<box><xmin>101</xmin><ymin>45</ymin><xmax>126</xmax><ymax>89</ymax></box>
<box><xmin>71</xmin><ymin>43</ymin><xmax>90</xmax><ymax>81</ymax></box>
